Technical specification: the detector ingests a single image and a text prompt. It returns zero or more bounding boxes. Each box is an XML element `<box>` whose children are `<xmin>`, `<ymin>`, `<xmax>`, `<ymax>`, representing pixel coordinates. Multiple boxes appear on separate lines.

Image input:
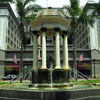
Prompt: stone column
<box><xmin>33</xmin><ymin>31</ymin><xmax>38</xmax><ymax>70</ymax></box>
<box><xmin>41</xmin><ymin>27</ymin><xmax>47</xmax><ymax>69</ymax></box>
<box><xmin>63</xmin><ymin>31</ymin><xmax>70</xmax><ymax>70</ymax></box>
<box><xmin>55</xmin><ymin>27</ymin><xmax>61</xmax><ymax>69</ymax></box>
<box><xmin>53</xmin><ymin>37</ymin><xmax>56</xmax><ymax>66</ymax></box>
<box><xmin>32</xmin><ymin>30</ymin><xmax>38</xmax><ymax>83</ymax></box>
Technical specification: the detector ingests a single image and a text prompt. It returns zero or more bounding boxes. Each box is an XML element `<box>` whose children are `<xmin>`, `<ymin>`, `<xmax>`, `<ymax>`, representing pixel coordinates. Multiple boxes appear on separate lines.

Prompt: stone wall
<box><xmin>0</xmin><ymin>50</ymin><xmax>5</xmax><ymax>79</ymax></box>
<box><xmin>0</xmin><ymin>88</ymin><xmax>100</xmax><ymax>100</ymax></box>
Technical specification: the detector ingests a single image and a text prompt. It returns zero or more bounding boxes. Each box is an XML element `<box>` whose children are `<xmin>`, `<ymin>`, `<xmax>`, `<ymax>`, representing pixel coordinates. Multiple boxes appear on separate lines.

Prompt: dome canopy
<box><xmin>30</xmin><ymin>8</ymin><xmax>70</xmax><ymax>34</ymax></box>
<box><xmin>36</xmin><ymin>8</ymin><xmax>64</xmax><ymax>18</ymax></box>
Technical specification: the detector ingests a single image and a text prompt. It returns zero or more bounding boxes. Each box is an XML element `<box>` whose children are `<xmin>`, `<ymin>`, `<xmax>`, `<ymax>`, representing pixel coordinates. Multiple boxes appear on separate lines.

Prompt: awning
<box><xmin>77</xmin><ymin>64</ymin><xmax>84</xmax><ymax>69</ymax></box>
<box><xmin>4</xmin><ymin>65</ymin><xmax>19</xmax><ymax>70</ymax></box>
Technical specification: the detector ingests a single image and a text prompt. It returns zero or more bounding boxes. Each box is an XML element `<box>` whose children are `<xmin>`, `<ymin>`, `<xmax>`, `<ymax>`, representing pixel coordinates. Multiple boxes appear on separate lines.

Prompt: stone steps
<box><xmin>0</xmin><ymin>97</ymin><xmax>39</xmax><ymax>100</ymax></box>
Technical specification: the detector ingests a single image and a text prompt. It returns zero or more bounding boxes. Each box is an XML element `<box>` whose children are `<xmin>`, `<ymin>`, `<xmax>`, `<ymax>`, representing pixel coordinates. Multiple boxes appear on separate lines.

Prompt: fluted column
<box><xmin>53</xmin><ymin>37</ymin><xmax>56</xmax><ymax>66</ymax></box>
<box><xmin>33</xmin><ymin>31</ymin><xmax>38</xmax><ymax>71</ymax></box>
<box><xmin>41</xmin><ymin>27</ymin><xmax>47</xmax><ymax>69</ymax></box>
<box><xmin>32</xmin><ymin>30</ymin><xmax>38</xmax><ymax>83</ymax></box>
<box><xmin>63</xmin><ymin>31</ymin><xmax>70</xmax><ymax>70</ymax></box>
<box><xmin>55</xmin><ymin>27</ymin><xmax>61</xmax><ymax>69</ymax></box>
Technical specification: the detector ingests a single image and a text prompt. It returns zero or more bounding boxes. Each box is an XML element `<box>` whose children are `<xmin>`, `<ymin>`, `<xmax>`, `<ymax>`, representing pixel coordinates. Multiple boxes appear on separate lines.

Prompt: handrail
<box><xmin>70</xmin><ymin>68</ymin><xmax>97</xmax><ymax>87</ymax></box>
<box><xmin>9</xmin><ymin>68</ymin><xmax>33</xmax><ymax>88</ymax></box>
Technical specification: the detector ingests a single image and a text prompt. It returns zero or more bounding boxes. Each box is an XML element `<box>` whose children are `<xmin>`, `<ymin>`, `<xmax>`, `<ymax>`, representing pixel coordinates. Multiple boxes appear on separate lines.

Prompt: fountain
<box><xmin>29</xmin><ymin>8</ymin><xmax>70</xmax><ymax>88</ymax></box>
<box><xmin>49</xmin><ymin>63</ymin><xmax>53</xmax><ymax>88</ymax></box>
<box><xmin>0</xmin><ymin>8</ymin><xmax>100</xmax><ymax>100</ymax></box>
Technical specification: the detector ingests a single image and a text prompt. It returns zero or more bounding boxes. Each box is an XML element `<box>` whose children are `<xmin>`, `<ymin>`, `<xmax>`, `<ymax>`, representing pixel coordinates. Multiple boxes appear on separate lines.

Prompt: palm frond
<box><xmin>24</xmin><ymin>4</ymin><xmax>35</xmax><ymax>15</ymax></box>
<box><xmin>24</xmin><ymin>0</ymin><xmax>35</xmax><ymax>8</ymax></box>
<box><xmin>24</xmin><ymin>15</ymin><xmax>35</xmax><ymax>22</ymax></box>
<box><xmin>0</xmin><ymin>0</ymin><xmax>14</xmax><ymax>3</ymax></box>
<box><xmin>79</xmin><ymin>4</ymin><xmax>95</xmax><ymax>27</ymax></box>
<box><xmin>64</xmin><ymin>0</ymin><xmax>94</xmax><ymax>31</ymax></box>
<box><xmin>93</xmin><ymin>1</ymin><xmax>100</xmax><ymax>15</ymax></box>
<box><xmin>70</xmin><ymin>0</ymin><xmax>79</xmax><ymax>9</ymax></box>
<box><xmin>25</xmin><ymin>4</ymin><xmax>42</xmax><ymax>18</ymax></box>
<box><xmin>16</xmin><ymin>0</ymin><xmax>25</xmax><ymax>20</ymax></box>
<box><xmin>64</xmin><ymin>0</ymin><xmax>82</xmax><ymax>28</ymax></box>
<box><xmin>87</xmin><ymin>16</ymin><xmax>95</xmax><ymax>27</ymax></box>
<box><xmin>65</xmin><ymin>0</ymin><xmax>82</xmax><ymax>17</ymax></box>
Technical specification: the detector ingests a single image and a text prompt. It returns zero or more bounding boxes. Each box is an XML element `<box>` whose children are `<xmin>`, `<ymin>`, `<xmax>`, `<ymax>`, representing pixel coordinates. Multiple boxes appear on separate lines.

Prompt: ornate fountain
<box><xmin>30</xmin><ymin>8</ymin><xmax>70</xmax><ymax>88</ymax></box>
<box><xmin>0</xmin><ymin>8</ymin><xmax>99</xmax><ymax>100</ymax></box>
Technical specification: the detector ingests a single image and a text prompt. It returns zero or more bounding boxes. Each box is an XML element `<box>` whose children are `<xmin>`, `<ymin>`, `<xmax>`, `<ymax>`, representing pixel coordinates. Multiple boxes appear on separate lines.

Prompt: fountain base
<box><xmin>29</xmin><ymin>83</ymin><xmax>73</xmax><ymax>88</ymax></box>
<box><xmin>0</xmin><ymin>86</ymin><xmax>99</xmax><ymax>100</ymax></box>
<box><xmin>31</xmin><ymin>69</ymin><xmax>70</xmax><ymax>87</ymax></box>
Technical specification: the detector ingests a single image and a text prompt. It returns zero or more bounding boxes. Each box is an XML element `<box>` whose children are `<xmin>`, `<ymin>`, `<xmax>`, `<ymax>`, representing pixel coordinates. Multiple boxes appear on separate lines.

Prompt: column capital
<box><xmin>41</xmin><ymin>27</ymin><xmax>47</xmax><ymax>32</ymax></box>
<box><xmin>54</xmin><ymin>27</ymin><xmax>60</xmax><ymax>32</ymax></box>
<box><xmin>62</xmin><ymin>30</ymin><xmax>68</xmax><ymax>35</ymax></box>
<box><xmin>32</xmin><ymin>30</ymin><xmax>38</xmax><ymax>36</ymax></box>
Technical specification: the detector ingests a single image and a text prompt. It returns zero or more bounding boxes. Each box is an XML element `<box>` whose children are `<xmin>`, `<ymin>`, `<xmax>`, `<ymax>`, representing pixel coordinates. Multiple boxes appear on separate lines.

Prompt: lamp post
<box><xmin>93</xmin><ymin>58</ymin><xmax>96</xmax><ymax>78</ymax></box>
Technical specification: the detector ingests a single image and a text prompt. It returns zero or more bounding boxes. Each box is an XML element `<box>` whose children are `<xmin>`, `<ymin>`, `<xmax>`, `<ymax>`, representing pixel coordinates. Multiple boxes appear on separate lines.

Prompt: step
<box><xmin>0</xmin><ymin>97</ymin><xmax>40</xmax><ymax>100</ymax></box>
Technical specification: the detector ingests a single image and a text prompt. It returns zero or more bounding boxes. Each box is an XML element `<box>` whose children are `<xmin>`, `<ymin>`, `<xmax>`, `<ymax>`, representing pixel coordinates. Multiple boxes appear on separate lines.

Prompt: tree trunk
<box><xmin>19</xmin><ymin>43</ymin><xmax>23</xmax><ymax>83</ymax></box>
<box><xmin>19</xmin><ymin>22</ymin><xmax>24</xmax><ymax>83</ymax></box>
<box><xmin>73</xmin><ymin>40</ymin><xmax>77</xmax><ymax>81</ymax></box>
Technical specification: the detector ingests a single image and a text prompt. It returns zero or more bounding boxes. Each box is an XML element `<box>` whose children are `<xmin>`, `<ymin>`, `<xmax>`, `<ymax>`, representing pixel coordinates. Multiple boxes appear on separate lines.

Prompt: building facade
<box><xmin>0</xmin><ymin>3</ymin><xmax>21</xmax><ymax>50</ymax></box>
<box><xmin>0</xmin><ymin>3</ymin><xmax>21</xmax><ymax>79</ymax></box>
<box><xmin>0</xmin><ymin>3</ymin><xmax>96</xmax><ymax>79</ymax></box>
<box><xmin>74</xmin><ymin>1</ymin><xmax>100</xmax><ymax>77</ymax></box>
<box><xmin>5</xmin><ymin>46</ymin><xmax>92</xmax><ymax>77</ymax></box>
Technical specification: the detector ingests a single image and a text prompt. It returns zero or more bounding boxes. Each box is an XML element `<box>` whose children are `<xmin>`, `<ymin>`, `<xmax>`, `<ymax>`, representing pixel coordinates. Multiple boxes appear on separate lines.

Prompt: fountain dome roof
<box><xmin>36</xmin><ymin>8</ymin><xmax>64</xmax><ymax>18</ymax></box>
<box><xmin>30</xmin><ymin>8</ymin><xmax>70</xmax><ymax>33</ymax></box>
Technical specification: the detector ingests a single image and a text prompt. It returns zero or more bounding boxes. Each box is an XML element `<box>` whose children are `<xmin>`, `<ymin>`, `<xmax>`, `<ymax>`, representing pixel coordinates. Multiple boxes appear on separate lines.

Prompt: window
<box><xmin>8</xmin><ymin>38</ymin><xmax>9</xmax><ymax>44</ymax></box>
<box><xmin>7</xmin><ymin>45</ymin><xmax>9</xmax><ymax>49</ymax></box>
<box><xmin>14</xmin><ymin>37</ymin><xmax>16</xmax><ymax>42</ymax></box>
<box><xmin>26</xmin><ymin>38</ymin><xmax>31</xmax><ymax>45</ymax></box>
<box><xmin>11</xmin><ymin>41</ymin><xmax>13</xmax><ymax>45</ymax></box>
<box><xmin>11</xmin><ymin>33</ymin><xmax>13</xmax><ymax>39</ymax></box>
<box><xmin>86</xmin><ymin>37</ymin><xmax>88</xmax><ymax>43</ymax></box>
<box><xmin>98</xmin><ymin>18</ymin><xmax>100</xmax><ymax>23</ymax></box>
<box><xmin>14</xmin><ymin>44</ymin><xmax>16</xmax><ymax>48</ymax></box>
<box><xmin>83</xmin><ymin>40</ymin><xmax>85</xmax><ymax>45</ymax></box>
<box><xmin>86</xmin><ymin>45</ymin><xmax>89</xmax><ymax>49</ymax></box>
<box><xmin>46</xmin><ymin>38</ymin><xmax>52</xmax><ymax>45</ymax></box>
<box><xmin>6</xmin><ymin>36</ymin><xmax>7</xmax><ymax>43</ymax></box>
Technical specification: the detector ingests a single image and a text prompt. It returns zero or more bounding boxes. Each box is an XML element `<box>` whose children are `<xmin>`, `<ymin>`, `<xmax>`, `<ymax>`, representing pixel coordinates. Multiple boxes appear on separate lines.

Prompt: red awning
<box><xmin>77</xmin><ymin>64</ymin><xmax>84</xmax><ymax>69</ymax></box>
<box><xmin>4</xmin><ymin>65</ymin><xmax>19</xmax><ymax>70</ymax></box>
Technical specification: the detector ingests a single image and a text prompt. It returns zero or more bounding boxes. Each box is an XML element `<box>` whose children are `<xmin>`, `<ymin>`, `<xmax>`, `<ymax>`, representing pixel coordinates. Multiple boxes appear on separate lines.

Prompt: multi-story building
<box><xmin>4</xmin><ymin>8</ymin><xmax>92</xmax><ymax>80</ymax></box>
<box><xmin>0</xmin><ymin>3</ymin><xmax>93</xmax><ymax>79</ymax></box>
<box><xmin>74</xmin><ymin>1</ymin><xmax>100</xmax><ymax>77</ymax></box>
<box><xmin>0</xmin><ymin>3</ymin><xmax>21</xmax><ymax>79</ymax></box>
<box><xmin>0</xmin><ymin>3</ymin><xmax>21</xmax><ymax>50</ymax></box>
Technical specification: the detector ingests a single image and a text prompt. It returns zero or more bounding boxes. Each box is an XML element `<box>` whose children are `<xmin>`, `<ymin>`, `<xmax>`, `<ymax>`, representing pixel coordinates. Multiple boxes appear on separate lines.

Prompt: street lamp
<box><xmin>93</xmin><ymin>58</ymin><xmax>96</xmax><ymax>78</ymax></box>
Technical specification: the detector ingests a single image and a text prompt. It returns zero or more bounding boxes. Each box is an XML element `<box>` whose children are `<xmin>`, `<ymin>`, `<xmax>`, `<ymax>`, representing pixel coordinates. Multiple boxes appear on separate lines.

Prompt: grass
<box><xmin>0</xmin><ymin>80</ymin><xmax>30</xmax><ymax>89</ymax></box>
<box><xmin>71</xmin><ymin>79</ymin><xmax>100</xmax><ymax>84</ymax></box>
<box><xmin>0</xmin><ymin>79</ymin><xmax>100</xmax><ymax>89</ymax></box>
<box><xmin>0</xmin><ymin>81</ymin><xmax>10</xmax><ymax>85</ymax></box>
<box><xmin>0</xmin><ymin>79</ymin><xmax>100</xmax><ymax>85</ymax></box>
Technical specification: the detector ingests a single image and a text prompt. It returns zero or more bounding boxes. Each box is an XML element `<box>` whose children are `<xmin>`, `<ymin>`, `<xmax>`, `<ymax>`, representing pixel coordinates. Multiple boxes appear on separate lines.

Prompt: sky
<box><xmin>11</xmin><ymin>0</ymin><xmax>99</xmax><ymax>16</ymax></box>
<box><xmin>34</xmin><ymin>0</ymin><xmax>99</xmax><ymax>7</ymax></box>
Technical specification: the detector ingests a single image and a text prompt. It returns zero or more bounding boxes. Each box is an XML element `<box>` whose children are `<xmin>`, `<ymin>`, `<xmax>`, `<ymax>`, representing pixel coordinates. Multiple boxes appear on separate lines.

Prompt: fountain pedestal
<box><xmin>30</xmin><ymin>69</ymin><xmax>70</xmax><ymax>87</ymax></box>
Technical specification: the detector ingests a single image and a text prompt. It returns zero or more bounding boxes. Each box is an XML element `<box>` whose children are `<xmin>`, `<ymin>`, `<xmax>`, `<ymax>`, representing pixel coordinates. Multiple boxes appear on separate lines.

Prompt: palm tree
<box><xmin>64</xmin><ymin>0</ymin><xmax>94</xmax><ymax>80</ymax></box>
<box><xmin>93</xmin><ymin>1</ymin><xmax>100</xmax><ymax>16</ymax></box>
<box><xmin>14</xmin><ymin>0</ymin><xmax>36</xmax><ymax>82</ymax></box>
<box><xmin>0</xmin><ymin>0</ymin><xmax>40</xmax><ymax>83</ymax></box>
<box><xmin>0</xmin><ymin>0</ymin><xmax>13</xmax><ymax>2</ymax></box>
<box><xmin>63</xmin><ymin>0</ymin><xmax>81</xmax><ymax>80</ymax></box>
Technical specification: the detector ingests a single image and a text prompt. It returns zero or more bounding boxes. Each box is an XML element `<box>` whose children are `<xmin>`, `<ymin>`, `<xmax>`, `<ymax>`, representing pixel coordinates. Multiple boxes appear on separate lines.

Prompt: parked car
<box><xmin>2</xmin><ymin>75</ymin><xmax>17</xmax><ymax>80</ymax></box>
